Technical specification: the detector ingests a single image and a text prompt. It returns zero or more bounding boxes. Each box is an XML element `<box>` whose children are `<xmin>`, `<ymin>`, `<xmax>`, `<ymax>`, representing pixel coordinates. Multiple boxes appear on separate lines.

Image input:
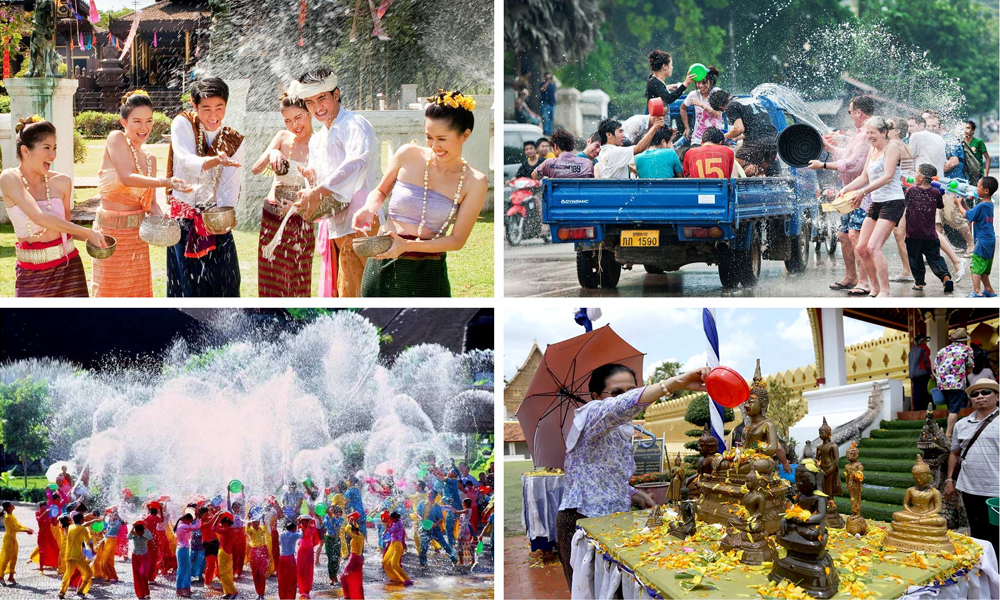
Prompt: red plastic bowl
<box><xmin>648</xmin><ymin>98</ymin><xmax>664</xmax><ymax>118</ymax></box>
<box><xmin>705</xmin><ymin>366</ymin><xmax>750</xmax><ymax>408</ymax></box>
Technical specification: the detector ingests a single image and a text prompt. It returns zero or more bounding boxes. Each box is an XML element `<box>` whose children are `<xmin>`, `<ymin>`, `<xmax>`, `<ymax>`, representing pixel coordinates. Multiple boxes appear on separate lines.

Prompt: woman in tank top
<box><xmin>94</xmin><ymin>90</ymin><xmax>189</xmax><ymax>297</ymax></box>
<box><xmin>352</xmin><ymin>90</ymin><xmax>488</xmax><ymax>297</ymax></box>
<box><xmin>0</xmin><ymin>117</ymin><xmax>107</xmax><ymax>297</ymax></box>
<box><xmin>887</xmin><ymin>117</ymin><xmax>915</xmax><ymax>282</ymax></box>
<box><xmin>251</xmin><ymin>94</ymin><xmax>315</xmax><ymax>297</ymax></box>
<box><xmin>835</xmin><ymin>116</ymin><xmax>905</xmax><ymax>297</ymax></box>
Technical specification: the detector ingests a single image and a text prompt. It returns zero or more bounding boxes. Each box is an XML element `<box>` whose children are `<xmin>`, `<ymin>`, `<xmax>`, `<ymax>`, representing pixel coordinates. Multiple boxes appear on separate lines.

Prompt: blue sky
<box><xmin>504</xmin><ymin>308</ymin><xmax>886</xmax><ymax>382</ymax></box>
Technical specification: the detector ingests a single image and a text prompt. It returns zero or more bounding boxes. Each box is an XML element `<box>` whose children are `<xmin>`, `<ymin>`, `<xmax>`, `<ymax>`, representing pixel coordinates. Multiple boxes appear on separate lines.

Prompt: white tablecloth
<box><xmin>569</xmin><ymin>528</ymin><xmax>1000</xmax><ymax>600</ymax></box>
<box><xmin>522</xmin><ymin>474</ymin><xmax>566</xmax><ymax>549</ymax></box>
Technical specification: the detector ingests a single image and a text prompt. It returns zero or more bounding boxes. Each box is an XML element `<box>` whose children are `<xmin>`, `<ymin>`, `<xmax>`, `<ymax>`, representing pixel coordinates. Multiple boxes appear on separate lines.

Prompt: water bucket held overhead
<box><xmin>705</xmin><ymin>366</ymin><xmax>751</xmax><ymax>408</ymax></box>
<box><xmin>648</xmin><ymin>98</ymin><xmax>664</xmax><ymax>118</ymax></box>
<box><xmin>421</xmin><ymin>518</ymin><xmax>434</xmax><ymax>530</ymax></box>
<box><xmin>776</xmin><ymin>123</ymin><xmax>824</xmax><ymax>168</ymax></box>
<box><xmin>315</xmin><ymin>503</ymin><xmax>328</xmax><ymax>517</ymax></box>
<box><xmin>49</xmin><ymin>504</ymin><xmax>60</xmax><ymax>517</ymax></box>
<box><xmin>91</xmin><ymin>521</ymin><xmax>106</xmax><ymax>533</ymax></box>
<box><xmin>48</xmin><ymin>483</ymin><xmax>58</xmax><ymax>491</ymax></box>
<box><xmin>688</xmin><ymin>63</ymin><xmax>709</xmax><ymax>81</ymax></box>
<box><xmin>228</xmin><ymin>479</ymin><xmax>243</xmax><ymax>494</ymax></box>
<box><xmin>212</xmin><ymin>495</ymin><xmax>223</xmax><ymax>507</ymax></box>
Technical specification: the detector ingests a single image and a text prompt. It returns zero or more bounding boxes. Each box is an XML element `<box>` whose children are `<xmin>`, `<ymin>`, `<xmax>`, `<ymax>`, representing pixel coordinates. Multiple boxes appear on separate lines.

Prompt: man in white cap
<box><xmin>933</xmin><ymin>328</ymin><xmax>975</xmax><ymax>438</ymax></box>
<box><xmin>288</xmin><ymin>68</ymin><xmax>380</xmax><ymax>297</ymax></box>
<box><xmin>944</xmin><ymin>377</ymin><xmax>997</xmax><ymax>557</ymax></box>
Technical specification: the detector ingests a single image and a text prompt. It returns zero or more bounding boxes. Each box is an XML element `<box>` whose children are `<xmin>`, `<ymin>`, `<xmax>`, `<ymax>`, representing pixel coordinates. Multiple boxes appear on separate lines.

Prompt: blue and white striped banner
<box><xmin>703</xmin><ymin>308</ymin><xmax>726</xmax><ymax>451</ymax></box>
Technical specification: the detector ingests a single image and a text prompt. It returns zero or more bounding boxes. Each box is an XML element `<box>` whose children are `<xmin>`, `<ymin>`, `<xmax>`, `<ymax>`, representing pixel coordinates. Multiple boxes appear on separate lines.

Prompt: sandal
<box><xmin>985</xmin><ymin>290</ymin><xmax>998</xmax><ymax>298</ymax></box>
<box><xmin>847</xmin><ymin>286</ymin><xmax>871</xmax><ymax>296</ymax></box>
<box><xmin>829</xmin><ymin>280</ymin><xmax>855</xmax><ymax>290</ymax></box>
<box><xmin>911</xmin><ymin>285</ymin><xmax>925</xmax><ymax>291</ymax></box>
<box><xmin>966</xmin><ymin>292</ymin><xmax>983</xmax><ymax>298</ymax></box>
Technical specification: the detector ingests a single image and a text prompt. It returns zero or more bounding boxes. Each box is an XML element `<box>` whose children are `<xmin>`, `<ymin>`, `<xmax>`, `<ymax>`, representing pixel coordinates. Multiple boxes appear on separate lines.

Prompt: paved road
<box><xmin>503</xmin><ymin>238</ymin><xmax>981</xmax><ymax>298</ymax></box>
<box><xmin>0</xmin><ymin>503</ymin><xmax>493</xmax><ymax>599</ymax></box>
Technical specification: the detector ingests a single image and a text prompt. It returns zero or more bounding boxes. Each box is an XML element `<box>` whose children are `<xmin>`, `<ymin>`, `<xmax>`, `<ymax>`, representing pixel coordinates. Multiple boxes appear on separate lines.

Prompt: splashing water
<box><xmin>0</xmin><ymin>311</ymin><xmax>494</xmax><ymax>526</ymax></box>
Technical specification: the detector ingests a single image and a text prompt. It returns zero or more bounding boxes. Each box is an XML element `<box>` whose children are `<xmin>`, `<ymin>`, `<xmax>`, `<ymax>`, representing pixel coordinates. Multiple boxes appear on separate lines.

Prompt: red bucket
<box><xmin>705</xmin><ymin>366</ymin><xmax>750</xmax><ymax>408</ymax></box>
<box><xmin>648</xmin><ymin>97</ymin><xmax>664</xmax><ymax>118</ymax></box>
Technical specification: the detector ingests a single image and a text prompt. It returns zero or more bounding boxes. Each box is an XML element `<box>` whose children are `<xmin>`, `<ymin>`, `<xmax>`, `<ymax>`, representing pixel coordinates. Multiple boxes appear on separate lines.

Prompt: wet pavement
<box><xmin>504</xmin><ymin>238</ymin><xmax>983</xmax><ymax>298</ymax></box>
<box><xmin>0</xmin><ymin>504</ymin><xmax>493</xmax><ymax>599</ymax></box>
<box><xmin>503</xmin><ymin>540</ymin><xmax>566</xmax><ymax>600</ymax></box>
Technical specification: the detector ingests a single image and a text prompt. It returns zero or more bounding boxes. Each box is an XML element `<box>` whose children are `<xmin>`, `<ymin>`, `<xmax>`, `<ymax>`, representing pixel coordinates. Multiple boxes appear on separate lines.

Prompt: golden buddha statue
<box><xmin>696</xmin><ymin>359</ymin><xmax>789</xmax><ymax>535</ymax></box>
<box><xmin>720</xmin><ymin>467</ymin><xmax>776</xmax><ymax>564</ymax></box>
<box><xmin>843</xmin><ymin>440</ymin><xmax>868</xmax><ymax>536</ymax></box>
<box><xmin>815</xmin><ymin>417</ymin><xmax>845</xmax><ymax>528</ymax></box>
<box><xmin>885</xmin><ymin>455</ymin><xmax>954</xmax><ymax>553</ymax></box>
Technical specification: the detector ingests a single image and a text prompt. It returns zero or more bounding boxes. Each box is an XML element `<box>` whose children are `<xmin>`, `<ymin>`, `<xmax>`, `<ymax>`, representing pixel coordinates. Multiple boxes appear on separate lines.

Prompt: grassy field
<box><xmin>3</xmin><ymin>139</ymin><xmax>495</xmax><ymax>297</ymax></box>
<box><xmin>505</xmin><ymin>459</ymin><xmax>532</xmax><ymax>537</ymax></box>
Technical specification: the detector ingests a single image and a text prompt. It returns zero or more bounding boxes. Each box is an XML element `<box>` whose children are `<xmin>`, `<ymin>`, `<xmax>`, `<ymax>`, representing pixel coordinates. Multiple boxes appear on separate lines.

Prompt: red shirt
<box><xmin>214</xmin><ymin>525</ymin><xmax>238</xmax><ymax>553</ymax></box>
<box><xmin>200</xmin><ymin>519</ymin><xmax>218</xmax><ymax>543</ymax></box>
<box><xmin>682</xmin><ymin>144</ymin><xmax>735</xmax><ymax>179</ymax></box>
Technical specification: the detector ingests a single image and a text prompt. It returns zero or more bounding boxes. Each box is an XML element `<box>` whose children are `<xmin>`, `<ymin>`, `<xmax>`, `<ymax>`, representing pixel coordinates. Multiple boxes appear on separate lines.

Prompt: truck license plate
<box><xmin>620</xmin><ymin>230</ymin><xmax>659</xmax><ymax>247</ymax></box>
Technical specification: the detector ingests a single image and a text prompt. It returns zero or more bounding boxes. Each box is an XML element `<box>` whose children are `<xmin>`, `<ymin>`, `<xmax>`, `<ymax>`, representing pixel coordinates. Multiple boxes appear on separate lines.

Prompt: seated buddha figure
<box><xmin>735</xmin><ymin>360</ymin><xmax>780</xmax><ymax>474</ymax></box>
<box><xmin>885</xmin><ymin>455</ymin><xmax>954</xmax><ymax>553</ymax></box>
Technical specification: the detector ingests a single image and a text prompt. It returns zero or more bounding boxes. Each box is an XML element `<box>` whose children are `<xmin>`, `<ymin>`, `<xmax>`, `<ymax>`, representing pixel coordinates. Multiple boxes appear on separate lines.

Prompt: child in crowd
<box><xmin>0</xmin><ymin>501</ymin><xmax>35</xmax><ymax>586</ymax></box>
<box><xmin>323</xmin><ymin>505</ymin><xmax>345</xmax><ymax>584</ymax></box>
<box><xmin>173</xmin><ymin>510</ymin><xmax>200</xmax><ymax>597</ymax></box>
<box><xmin>296</xmin><ymin>515</ymin><xmax>320</xmax><ymax>598</ymax></box>
<box><xmin>277</xmin><ymin>520</ymin><xmax>300</xmax><ymax>600</ymax></box>
<box><xmin>59</xmin><ymin>512</ymin><xmax>94</xmax><ymax>599</ymax></box>
<box><xmin>212</xmin><ymin>511</ymin><xmax>239</xmax><ymax>599</ymax></box>
<box><xmin>245</xmin><ymin>508</ymin><xmax>270</xmax><ymax>600</ymax></box>
<box><xmin>457</xmin><ymin>498</ymin><xmax>479</xmax><ymax>566</ymax></box>
<box><xmin>381</xmin><ymin>511</ymin><xmax>412</xmax><ymax>585</ymax></box>
<box><xmin>128</xmin><ymin>523</ymin><xmax>153</xmax><ymax>599</ymax></box>
<box><xmin>904</xmin><ymin>164</ymin><xmax>954</xmax><ymax>293</ymax></box>
<box><xmin>959</xmin><ymin>176</ymin><xmax>997</xmax><ymax>297</ymax></box>
<box><xmin>340</xmin><ymin>512</ymin><xmax>366</xmax><ymax>599</ymax></box>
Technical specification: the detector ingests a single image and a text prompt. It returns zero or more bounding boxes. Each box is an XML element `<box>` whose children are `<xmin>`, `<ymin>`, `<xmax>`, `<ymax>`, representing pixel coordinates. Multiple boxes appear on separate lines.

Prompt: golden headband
<box><xmin>428</xmin><ymin>90</ymin><xmax>476</xmax><ymax>112</ymax></box>
<box><xmin>14</xmin><ymin>114</ymin><xmax>45</xmax><ymax>134</ymax></box>
<box><xmin>122</xmin><ymin>89</ymin><xmax>151</xmax><ymax>103</ymax></box>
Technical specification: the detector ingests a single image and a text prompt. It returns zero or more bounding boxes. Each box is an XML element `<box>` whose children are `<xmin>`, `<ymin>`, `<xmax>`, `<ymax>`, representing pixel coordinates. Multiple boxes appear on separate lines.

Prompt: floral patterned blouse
<box><xmin>934</xmin><ymin>343</ymin><xmax>974</xmax><ymax>391</ymax></box>
<box><xmin>559</xmin><ymin>386</ymin><xmax>645</xmax><ymax>517</ymax></box>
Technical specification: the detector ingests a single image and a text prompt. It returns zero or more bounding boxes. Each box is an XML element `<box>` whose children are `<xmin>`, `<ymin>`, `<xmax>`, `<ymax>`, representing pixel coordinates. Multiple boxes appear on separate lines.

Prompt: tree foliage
<box><xmin>0</xmin><ymin>378</ymin><xmax>53</xmax><ymax>487</ymax></box>
<box><xmin>515</xmin><ymin>0</ymin><xmax>996</xmax><ymax>118</ymax></box>
<box><xmin>505</xmin><ymin>0</ymin><xmax>605</xmax><ymax>71</ymax></box>
<box><xmin>766</xmin><ymin>380</ymin><xmax>806</xmax><ymax>438</ymax></box>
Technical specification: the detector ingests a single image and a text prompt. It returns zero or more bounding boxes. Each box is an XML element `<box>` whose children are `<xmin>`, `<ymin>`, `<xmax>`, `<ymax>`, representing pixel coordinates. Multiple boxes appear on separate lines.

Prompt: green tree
<box><xmin>97</xmin><ymin>7</ymin><xmax>133</xmax><ymax>30</ymax></box>
<box><xmin>766</xmin><ymin>380</ymin><xmax>806</xmax><ymax>438</ymax></box>
<box><xmin>682</xmin><ymin>394</ymin><xmax>733</xmax><ymax>457</ymax></box>
<box><xmin>0</xmin><ymin>378</ymin><xmax>53</xmax><ymax>487</ymax></box>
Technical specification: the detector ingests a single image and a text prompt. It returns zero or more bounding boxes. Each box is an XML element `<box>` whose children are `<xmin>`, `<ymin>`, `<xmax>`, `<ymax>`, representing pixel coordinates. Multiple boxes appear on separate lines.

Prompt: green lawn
<box><xmin>505</xmin><ymin>459</ymin><xmax>532</xmax><ymax>537</ymax></box>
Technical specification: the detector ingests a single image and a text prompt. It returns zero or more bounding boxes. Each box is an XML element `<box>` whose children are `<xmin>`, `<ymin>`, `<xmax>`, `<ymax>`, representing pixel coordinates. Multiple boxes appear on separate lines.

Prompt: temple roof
<box><xmin>110</xmin><ymin>0</ymin><xmax>210</xmax><ymax>36</ymax></box>
<box><xmin>844</xmin><ymin>308</ymin><xmax>998</xmax><ymax>331</ymax></box>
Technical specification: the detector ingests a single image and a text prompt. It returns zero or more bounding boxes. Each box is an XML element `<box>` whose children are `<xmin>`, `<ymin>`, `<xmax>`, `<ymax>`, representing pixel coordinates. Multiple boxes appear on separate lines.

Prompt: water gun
<box><xmin>901</xmin><ymin>175</ymin><xmax>980</xmax><ymax>200</ymax></box>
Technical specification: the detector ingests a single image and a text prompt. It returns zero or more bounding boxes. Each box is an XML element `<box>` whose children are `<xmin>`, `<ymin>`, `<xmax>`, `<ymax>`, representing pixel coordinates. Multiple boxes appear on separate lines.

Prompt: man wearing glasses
<box><xmin>944</xmin><ymin>377</ymin><xmax>998</xmax><ymax>557</ymax></box>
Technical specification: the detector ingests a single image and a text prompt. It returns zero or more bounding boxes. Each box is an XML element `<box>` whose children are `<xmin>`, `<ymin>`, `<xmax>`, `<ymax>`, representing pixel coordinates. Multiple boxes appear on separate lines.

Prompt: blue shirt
<box><xmin>635</xmin><ymin>148</ymin><xmax>683</xmax><ymax>178</ymax></box>
<box><xmin>944</xmin><ymin>134</ymin><xmax>965</xmax><ymax>179</ymax></box>
<box><xmin>279</xmin><ymin>530</ymin><xmax>301</xmax><ymax>556</ymax></box>
<box><xmin>576</xmin><ymin>152</ymin><xmax>598</xmax><ymax>164</ymax></box>
<box><xmin>442</xmin><ymin>478</ymin><xmax>461</xmax><ymax>509</ymax></box>
<box><xmin>416</xmin><ymin>501</ymin><xmax>444</xmax><ymax>524</ymax></box>
<box><xmin>322</xmin><ymin>515</ymin><xmax>344</xmax><ymax>537</ymax></box>
<box><xmin>966</xmin><ymin>201</ymin><xmax>995</xmax><ymax>257</ymax></box>
<box><xmin>540</xmin><ymin>82</ymin><xmax>556</xmax><ymax>106</ymax></box>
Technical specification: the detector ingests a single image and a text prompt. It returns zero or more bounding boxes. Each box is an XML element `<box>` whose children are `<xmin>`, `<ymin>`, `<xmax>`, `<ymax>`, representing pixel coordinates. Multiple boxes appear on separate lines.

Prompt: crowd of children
<box><xmin>0</xmin><ymin>459</ymin><xmax>494</xmax><ymax>599</ymax></box>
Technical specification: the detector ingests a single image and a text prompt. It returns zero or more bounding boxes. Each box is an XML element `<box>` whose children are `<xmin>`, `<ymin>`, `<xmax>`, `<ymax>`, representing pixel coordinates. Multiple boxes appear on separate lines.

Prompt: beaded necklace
<box><xmin>16</xmin><ymin>167</ymin><xmax>51</xmax><ymax>237</ymax></box>
<box><xmin>417</xmin><ymin>154</ymin><xmax>466</xmax><ymax>240</ymax></box>
<box><xmin>124</xmin><ymin>135</ymin><xmax>150</xmax><ymax>176</ymax></box>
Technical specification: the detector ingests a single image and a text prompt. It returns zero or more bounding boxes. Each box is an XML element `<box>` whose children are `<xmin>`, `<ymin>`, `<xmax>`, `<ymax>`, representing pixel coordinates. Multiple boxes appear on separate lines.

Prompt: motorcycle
<box><xmin>505</xmin><ymin>177</ymin><xmax>548</xmax><ymax>246</ymax></box>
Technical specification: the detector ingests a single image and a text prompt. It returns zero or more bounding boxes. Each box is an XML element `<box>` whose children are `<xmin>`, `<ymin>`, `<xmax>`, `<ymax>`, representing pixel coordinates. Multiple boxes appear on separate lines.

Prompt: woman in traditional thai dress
<box><xmin>354</xmin><ymin>90</ymin><xmax>488</xmax><ymax>297</ymax></box>
<box><xmin>94</xmin><ymin>90</ymin><xmax>189</xmax><ymax>297</ymax></box>
<box><xmin>1</xmin><ymin>117</ymin><xmax>107</xmax><ymax>296</ymax></box>
<box><xmin>252</xmin><ymin>94</ymin><xmax>315</xmax><ymax>297</ymax></box>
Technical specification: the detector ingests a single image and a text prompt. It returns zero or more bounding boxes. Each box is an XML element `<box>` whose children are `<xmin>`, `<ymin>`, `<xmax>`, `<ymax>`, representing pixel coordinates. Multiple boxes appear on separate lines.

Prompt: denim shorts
<box><xmin>838</xmin><ymin>207</ymin><xmax>867</xmax><ymax>233</ymax></box>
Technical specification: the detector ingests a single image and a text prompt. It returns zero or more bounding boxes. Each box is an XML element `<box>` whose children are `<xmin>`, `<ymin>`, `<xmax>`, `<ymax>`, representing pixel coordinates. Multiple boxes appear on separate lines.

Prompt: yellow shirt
<box><xmin>330</xmin><ymin>493</ymin><xmax>346</xmax><ymax>509</ymax></box>
<box><xmin>246</xmin><ymin>524</ymin><xmax>269</xmax><ymax>548</ymax></box>
<box><xmin>65</xmin><ymin>524</ymin><xmax>92</xmax><ymax>562</ymax></box>
<box><xmin>344</xmin><ymin>524</ymin><xmax>364</xmax><ymax>555</ymax></box>
<box><xmin>3</xmin><ymin>513</ymin><xmax>29</xmax><ymax>538</ymax></box>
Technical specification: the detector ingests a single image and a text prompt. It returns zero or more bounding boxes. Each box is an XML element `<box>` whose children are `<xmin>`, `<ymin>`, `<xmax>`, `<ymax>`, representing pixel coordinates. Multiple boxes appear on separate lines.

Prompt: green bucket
<box><xmin>688</xmin><ymin>63</ymin><xmax>709</xmax><ymax>81</ymax></box>
<box><xmin>91</xmin><ymin>521</ymin><xmax>106</xmax><ymax>533</ymax></box>
<box><xmin>314</xmin><ymin>503</ymin><xmax>328</xmax><ymax>517</ymax></box>
<box><xmin>421</xmin><ymin>519</ymin><xmax>434</xmax><ymax>531</ymax></box>
<box><xmin>228</xmin><ymin>479</ymin><xmax>243</xmax><ymax>494</ymax></box>
<box><xmin>988</xmin><ymin>497</ymin><xmax>999</xmax><ymax>526</ymax></box>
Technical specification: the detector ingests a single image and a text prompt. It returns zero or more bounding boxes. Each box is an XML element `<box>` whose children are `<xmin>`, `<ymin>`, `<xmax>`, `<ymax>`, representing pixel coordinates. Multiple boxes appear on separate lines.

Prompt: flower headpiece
<box><xmin>122</xmin><ymin>89</ymin><xmax>150</xmax><ymax>103</ymax></box>
<box><xmin>429</xmin><ymin>90</ymin><xmax>476</xmax><ymax>112</ymax></box>
<box><xmin>14</xmin><ymin>114</ymin><xmax>45</xmax><ymax>134</ymax></box>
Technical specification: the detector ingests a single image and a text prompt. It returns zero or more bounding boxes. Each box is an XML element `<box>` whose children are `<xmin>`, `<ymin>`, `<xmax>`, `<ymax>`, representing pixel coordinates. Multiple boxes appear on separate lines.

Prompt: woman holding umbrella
<box><xmin>555</xmin><ymin>363</ymin><xmax>710</xmax><ymax>588</ymax></box>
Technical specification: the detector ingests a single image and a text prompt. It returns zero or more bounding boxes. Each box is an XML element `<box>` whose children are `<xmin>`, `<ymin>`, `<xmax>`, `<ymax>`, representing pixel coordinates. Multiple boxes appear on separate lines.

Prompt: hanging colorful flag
<box><xmin>119</xmin><ymin>8</ymin><xmax>142</xmax><ymax>61</ymax></box>
<box><xmin>153</xmin><ymin>31</ymin><xmax>157</xmax><ymax>47</ymax></box>
<box><xmin>3</xmin><ymin>48</ymin><xmax>11</xmax><ymax>80</ymax></box>
<box><xmin>368</xmin><ymin>0</ymin><xmax>389</xmax><ymax>40</ymax></box>
<box><xmin>79</xmin><ymin>31</ymin><xmax>85</xmax><ymax>50</ymax></box>
<box><xmin>298</xmin><ymin>0</ymin><xmax>307</xmax><ymax>47</ymax></box>
<box><xmin>89</xmin><ymin>0</ymin><xmax>100</xmax><ymax>23</ymax></box>
<box><xmin>87</xmin><ymin>33</ymin><xmax>93</xmax><ymax>50</ymax></box>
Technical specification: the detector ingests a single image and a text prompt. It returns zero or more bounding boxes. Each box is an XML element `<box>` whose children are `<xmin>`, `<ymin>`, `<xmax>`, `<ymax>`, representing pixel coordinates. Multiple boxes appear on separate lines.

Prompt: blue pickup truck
<box><xmin>542</xmin><ymin>95</ymin><xmax>820</xmax><ymax>289</ymax></box>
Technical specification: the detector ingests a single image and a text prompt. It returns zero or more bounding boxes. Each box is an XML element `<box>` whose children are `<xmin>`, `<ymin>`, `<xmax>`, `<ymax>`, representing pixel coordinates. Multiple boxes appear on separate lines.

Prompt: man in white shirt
<box><xmin>290</xmin><ymin>68</ymin><xmax>380</xmax><ymax>297</ymax></box>
<box><xmin>594</xmin><ymin>116</ymin><xmax>664</xmax><ymax>179</ymax></box>
<box><xmin>166</xmin><ymin>77</ymin><xmax>245</xmax><ymax>297</ymax></box>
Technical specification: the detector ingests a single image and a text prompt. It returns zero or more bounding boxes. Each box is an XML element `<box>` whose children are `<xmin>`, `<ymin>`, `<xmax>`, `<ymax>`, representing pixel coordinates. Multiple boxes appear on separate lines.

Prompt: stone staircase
<box><xmin>831</xmin><ymin>417</ymin><xmax>946</xmax><ymax>523</ymax></box>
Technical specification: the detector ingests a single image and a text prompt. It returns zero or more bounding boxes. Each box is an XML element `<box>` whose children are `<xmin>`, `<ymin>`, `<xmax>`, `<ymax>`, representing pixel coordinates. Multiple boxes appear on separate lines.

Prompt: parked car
<box><xmin>504</xmin><ymin>122</ymin><xmax>544</xmax><ymax>182</ymax></box>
